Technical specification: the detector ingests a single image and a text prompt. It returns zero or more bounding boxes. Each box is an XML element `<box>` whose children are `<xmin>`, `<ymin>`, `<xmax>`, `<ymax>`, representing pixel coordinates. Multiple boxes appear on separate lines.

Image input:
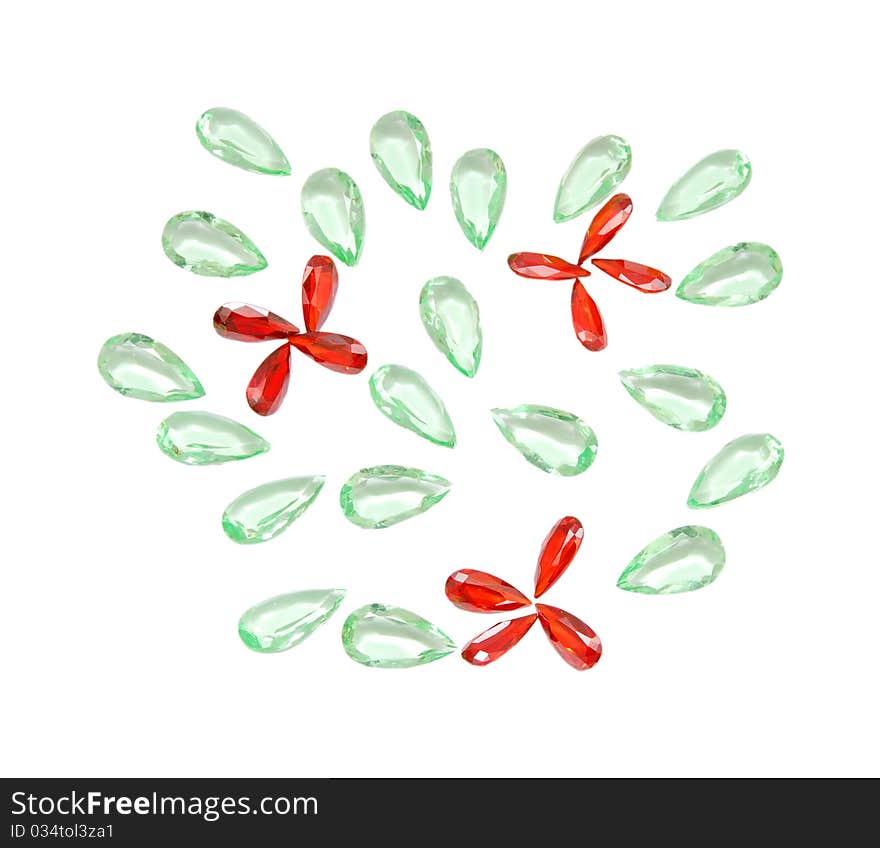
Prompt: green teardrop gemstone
<box><xmin>340</xmin><ymin>465</ymin><xmax>451</xmax><ymax>529</ymax></box>
<box><xmin>98</xmin><ymin>333</ymin><xmax>204</xmax><ymax>402</ymax></box>
<box><xmin>239</xmin><ymin>589</ymin><xmax>346</xmax><ymax>653</ymax></box>
<box><xmin>341</xmin><ymin>604</ymin><xmax>455</xmax><ymax>668</ymax></box>
<box><xmin>657</xmin><ymin>150</ymin><xmax>751</xmax><ymax>221</ymax></box>
<box><xmin>419</xmin><ymin>276</ymin><xmax>482</xmax><ymax>378</ymax></box>
<box><xmin>162</xmin><ymin>211</ymin><xmax>267</xmax><ymax>277</ymax></box>
<box><xmin>553</xmin><ymin>135</ymin><xmax>632</xmax><ymax>222</ymax></box>
<box><xmin>688</xmin><ymin>434</ymin><xmax>784</xmax><ymax>509</ymax></box>
<box><xmin>619</xmin><ymin>365</ymin><xmax>726</xmax><ymax>432</ymax></box>
<box><xmin>301</xmin><ymin>168</ymin><xmax>365</xmax><ymax>266</ymax></box>
<box><xmin>222</xmin><ymin>476</ymin><xmax>325</xmax><ymax>544</ymax></box>
<box><xmin>677</xmin><ymin>243</ymin><xmax>783</xmax><ymax>306</ymax></box>
<box><xmin>156</xmin><ymin>411</ymin><xmax>269</xmax><ymax>465</ymax></box>
<box><xmin>491</xmin><ymin>405</ymin><xmax>597</xmax><ymax>476</ymax></box>
<box><xmin>369</xmin><ymin>365</ymin><xmax>456</xmax><ymax>448</ymax></box>
<box><xmin>450</xmin><ymin>148</ymin><xmax>506</xmax><ymax>250</ymax></box>
<box><xmin>196</xmin><ymin>107</ymin><xmax>290</xmax><ymax>176</ymax></box>
<box><xmin>369</xmin><ymin>110</ymin><xmax>432</xmax><ymax>210</ymax></box>
<box><xmin>617</xmin><ymin>526</ymin><xmax>726</xmax><ymax>595</ymax></box>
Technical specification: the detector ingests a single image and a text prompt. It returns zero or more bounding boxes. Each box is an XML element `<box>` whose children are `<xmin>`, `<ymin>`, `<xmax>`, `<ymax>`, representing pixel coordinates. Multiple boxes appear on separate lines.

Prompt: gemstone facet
<box><xmin>162</xmin><ymin>211</ymin><xmax>267</xmax><ymax>277</ymax></box>
<box><xmin>450</xmin><ymin>148</ymin><xmax>506</xmax><ymax>249</ymax></box>
<box><xmin>289</xmin><ymin>332</ymin><xmax>367</xmax><ymax>374</ymax></box>
<box><xmin>340</xmin><ymin>466</ymin><xmax>451</xmax><ymax>529</ymax></box>
<box><xmin>419</xmin><ymin>276</ymin><xmax>482</xmax><ymax>378</ymax></box>
<box><xmin>196</xmin><ymin>107</ymin><xmax>290</xmax><ymax>176</ymax></box>
<box><xmin>657</xmin><ymin>150</ymin><xmax>751</xmax><ymax>221</ymax></box>
<box><xmin>246</xmin><ymin>343</ymin><xmax>291</xmax><ymax>416</ymax></box>
<box><xmin>619</xmin><ymin>365</ymin><xmax>726</xmax><ymax>431</ymax></box>
<box><xmin>535</xmin><ymin>516</ymin><xmax>584</xmax><ymax>597</ymax></box>
<box><xmin>301</xmin><ymin>255</ymin><xmax>339</xmax><ymax>332</ymax></box>
<box><xmin>591</xmin><ymin>258</ymin><xmax>671</xmax><ymax>293</ymax></box>
<box><xmin>156</xmin><ymin>411</ymin><xmax>269</xmax><ymax>465</ymax></box>
<box><xmin>214</xmin><ymin>303</ymin><xmax>299</xmax><ymax>341</ymax></box>
<box><xmin>222</xmin><ymin>475</ymin><xmax>325</xmax><ymax>544</ymax></box>
<box><xmin>445</xmin><ymin>570</ymin><xmax>531</xmax><ymax>613</ymax></box>
<box><xmin>369</xmin><ymin>110</ymin><xmax>432</xmax><ymax>210</ymax></box>
<box><xmin>535</xmin><ymin>604</ymin><xmax>602</xmax><ymax>670</ymax></box>
<box><xmin>461</xmin><ymin>615</ymin><xmax>538</xmax><ymax>666</ymax></box>
<box><xmin>677</xmin><ymin>243</ymin><xmax>783</xmax><ymax>307</ymax></box>
<box><xmin>239</xmin><ymin>589</ymin><xmax>345</xmax><ymax>653</ymax></box>
<box><xmin>507</xmin><ymin>252</ymin><xmax>587</xmax><ymax>280</ymax></box>
<box><xmin>554</xmin><ymin>135</ymin><xmax>632</xmax><ymax>222</ymax></box>
<box><xmin>579</xmin><ymin>194</ymin><xmax>633</xmax><ymax>262</ymax></box>
<box><xmin>301</xmin><ymin>168</ymin><xmax>365</xmax><ymax>266</ymax></box>
<box><xmin>571</xmin><ymin>281</ymin><xmax>607</xmax><ymax>351</ymax></box>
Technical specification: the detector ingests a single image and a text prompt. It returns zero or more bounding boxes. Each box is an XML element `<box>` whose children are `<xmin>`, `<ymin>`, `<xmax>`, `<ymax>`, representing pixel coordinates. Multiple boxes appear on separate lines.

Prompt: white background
<box><xmin>3</xmin><ymin>1</ymin><xmax>877</xmax><ymax>778</ymax></box>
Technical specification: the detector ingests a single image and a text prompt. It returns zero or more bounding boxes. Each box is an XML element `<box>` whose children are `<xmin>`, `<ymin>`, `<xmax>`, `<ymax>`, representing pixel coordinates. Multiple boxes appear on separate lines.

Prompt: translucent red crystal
<box><xmin>290</xmin><ymin>332</ymin><xmax>367</xmax><ymax>374</ymax></box>
<box><xmin>214</xmin><ymin>303</ymin><xmax>299</xmax><ymax>342</ymax></box>
<box><xmin>571</xmin><ymin>280</ymin><xmax>607</xmax><ymax>351</ymax></box>
<box><xmin>591</xmin><ymin>259</ymin><xmax>671</xmax><ymax>293</ymax></box>
<box><xmin>578</xmin><ymin>193</ymin><xmax>632</xmax><ymax>263</ymax></box>
<box><xmin>445</xmin><ymin>570</ymin><xmax>531</xmax><ymax>613</ymax></box>
<box><xmin>302</xmin><ymin>255</ymin><xmax>339</xmax><ymax>332</ymax></box>
<box><xmin>507</xmin><ymin>252</ymin><xmax>588</xmax><ymax>281</ymax></box>
<box><xmin>535</xmin><ymin>516</ymin><xmax>584</xmax><ymax>598</ymax></box>
<box><xmin>461</xmin><ymin>615</ymin><xmax>538</xmax><ymax>666</ymax></box>
<box><xmin>246</xmin><ymin>343</ymin><xmax>291</xmax><ymax>416</ymax></box>
<box><xmin>535</xmin><ymin>604</ymin><xmax>602</xmax><ymax>670</ymax></box>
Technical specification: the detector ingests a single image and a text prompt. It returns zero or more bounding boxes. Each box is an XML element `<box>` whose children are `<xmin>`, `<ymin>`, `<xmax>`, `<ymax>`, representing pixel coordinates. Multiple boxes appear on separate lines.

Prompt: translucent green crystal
<box><xmin>677</xmin><ymin>243</ymin><xmax>783</xmax><ymax>307</ymax></box>
<box><xmin>341</xmin><ymin>604</ymin><xmax>455</xmax><ymax>668</ymax></box>
<box><xmin>450</xmin><ymin>149</ymin><xmax>506</xmax><ymax>250</ymax></box>
<box><xmin>491</xmin><ymin>405</ymin><xmax>597</xmax><ymax>476</ymax></box>
<box><xmin>98</xmin><ymin>333</ymin><xmax>204</xmax><ymax>402</ymax></box>
<box><xmin>369</xmin><ymin>110</ymin><xmax>432</xmax><ymax>210</ymax></box>
<box><xmin>617</xmin><ymin>526</ymin><xmax>725</xmax><ymax>595</ymax></box>
<box><xmin>369</xmin><ymin>365</ymin><xmax>456</xmax><ymax>448</ymax></box>
<box><xmin>657</xmin><ymin>150</ymin><xmax>751</xmax><ymax>221</ymax></box>
<box><xmin>553</xmin><ymin>135</ymin><xmax>632</xmax><ymax>222</ymax></box>
<box><xmin>239</xmin><ymin>589</ymin><xmax>346</xmax><ymax>653</ymax></box>
<box><xmin>162</xmin><ymin>211</ymin><xmax>267</xmax><ymax>277</ymax></box>
<box><xmin>156</xmin><ymin>411</ymin><xmax>269</xmax><ymax>465</ymax></box>
<box><xmin>222</xmin><ymin>476</ymin><xmax>325</xmax><ymax>544</ymax></box>
<box><xmin>196</xmin><ymin>107</ymin><xmax>290</xmax><ymax>176</ymax></box>
<box><xmin>619</xmin><ymin>364</ymin><xmax>726</xmax><ymax>432</ymax></box>
<box><xmin>688</xmin><ymin>434</ymin><xmax>784</xmax><ymax>509</ymax></box>
<box><xmin>340</xmin><ymin>466</ymin><xmax>451</xmax><ymax>529</ymax></box>
<box><xmin>419</xmin><ymin>276</ymin><xmax>482</xmax><ymax>378</ymax></box>
<box><xmin>301</xmin><ymin>168</ymin><xmax>365</xmax><ymax>266</ymax></box>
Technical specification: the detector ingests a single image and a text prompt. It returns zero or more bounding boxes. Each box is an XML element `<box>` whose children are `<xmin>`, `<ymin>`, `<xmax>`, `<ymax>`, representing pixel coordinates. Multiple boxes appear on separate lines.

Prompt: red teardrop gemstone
<box><xmin>591</xmin><ymin>258</ymin><xmax>672</xmax><ymax>293</ymax></box>
<box><xmin>214</xmin><ymin>303</ymin><xmax>299</xmax><ymax>341</ymax></box>
<box><xmin>302</xmin><ymin>255</ymin><xmax>339</xmax><ymax>332</ymax></box>
<box><xmin>535</xmin><ymin>604</ymin><xmax>602</xmax><ymax>670</ymax></box>
<box><xmin>508</xmin><ymin>252</ymin><xmax>588</xmax><ymax>280</ymax></box>
<box><xmin>246</xmin><ymin>343</ymin><xmax>291</xmax><ymax>416</ymax></box>
<box><xmin>578</xmin><ymin>194</ymin><xmax>633</xmax><ymax>263</ymax></box>
<box><xmin>445</xmin><ymin>569</ymin><xmax>531</xmax><ymax>613</ymax></box>
<box><xmin>290</xmin><ymin>332</ymin><xmax>367</xmax><ymax>374</ymax></box>
<box><xmin>461</xmin><ymin>614</ymin><xmax>539</xmax><ymax>666</ymax></box>
<box><xmin>571</xmin><ymin>281</ymin><xmax>607</xmax><ymax>351</ymax></box>
<box><xmin>534</xmin><ymin>516</ymin><xmax>584</xmax><ymax>598</ymax></box>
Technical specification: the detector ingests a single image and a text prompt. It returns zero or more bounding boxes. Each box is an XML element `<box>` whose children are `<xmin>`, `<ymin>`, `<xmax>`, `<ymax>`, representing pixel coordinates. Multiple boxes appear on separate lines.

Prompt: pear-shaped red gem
<box><xmin>445</xmin><ymin>570</ymin><xmax>531</xmax><ymax>613</ymax></box>
<box><xmin>302</xmin><ymin>255</ymin><xmax>339</xmax><ymax>332</ymax></box>
<box><xmin>578</xmin><ymin>193</ymin><xmax>633</xmax><ymax>263</ymax></box>
<box><xmin>290</xmin><ymin>332</ymin><xmax>367</xmax><ymax>374</ymax></box>
<box><xmin>536</xmin><ymin>604</ymin><xmax>602</xmax><ymax>670</ymax></box>
<box><xmin>591</xmin><ymin>258</ymin><xmax>671</xmax><ymax>293</ymax></box>
<box><xmin>508</xmin><ymin>252</ymin><xmax>587</xmax><ymax>280</ymax></box>
<box><xmin>571</xmin><ymin>280</ymin><xmax>607</xmax><ymax>351</ymax></box>
<box><xmin>246</xmin><ymin>343</ymin><xmax>291</xmax><ymax>416</ymax></box>
<box><xmin>213</xmin><ymin>303</ymin><xmax>299</xmax><ymax>341</ymax></box>
<box><xmin>535</xmin><ymin>516</ymin><xmax>584</xmax><ymax>597</ymax></box>
<box><xmin>461</xmin><ymin>615</ymin><xmax>538</xmax><ymax>666</ymax></box>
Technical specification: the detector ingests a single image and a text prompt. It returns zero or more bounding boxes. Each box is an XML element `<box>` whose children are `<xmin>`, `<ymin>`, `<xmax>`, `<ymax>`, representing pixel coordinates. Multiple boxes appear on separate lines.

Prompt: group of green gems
<box><xmin>96</xmin><ymin>107</ymin><xmax>784</xmax><ymax>670</ymax></box>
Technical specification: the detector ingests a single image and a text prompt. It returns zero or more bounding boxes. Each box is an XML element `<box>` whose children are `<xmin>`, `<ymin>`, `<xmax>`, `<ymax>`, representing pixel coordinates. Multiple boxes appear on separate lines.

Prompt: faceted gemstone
<box><xmin>535</xmin><ymin>604</ymin><xmax>602</xmax><ymax>670</ymax></box>
<box><xmin>617</xmin><ymin>525</ymin><xmax>725</xmax><ymax>594</ymax></box>
<box><xmin>290</xmin><ymin>332</ymin><xmax>367</xmax><ymax>374</ymax></box>
<box><xmin>449</xmin><ymin>148</ymin><xmax>507</xmax><ymax>250</ymax></box>
<box><xmin>491</xmin><ymin>405</ymin><xmax>598</xmax><ymax>476</ymax></box>
<box><xmin>535</xmin><ymin>516</ymin><xmax>584</xmax><ymax>598</ymax></box>
<box><xmin>579</xmin><ymin>193</ymin><xmax>632</xmax><ymax>262</ymax></box>
<box><xmin>419</xmin><ymin>276</ymin><xmax>482</xmax><ymax>378</ymax></box>
<box><xmin>301</xmin><ymin>255</ymin><xmax>338</xmax><ymax>332</ymax></box>
<box><xmin>246</xmin><ymin>343</ymin><xmax>291</xmax><ymax>416</ymax></box>
<box><xmin>461</xmin><ymin>614</ymin><xmax>538</xmax><ymax>666</ymax></box>
<box><xmin>97</xmin><ymin>332</ymin><xmax>204</xmax><ymax>402</ymax></box>
<box><xmin>369</xmin><ymin>110</ymin><xmax>432</xmax><ymax>210</ymax></box>
<box><xmin>688</xmin><ymin>434</ymin><xmax>784</xmax><ymax>509</ymax></box>
<box><xmin>619</xmin><ymin>364</ymin><xmax>726</xmax><ymax>431</ymax></box>
<box><xmin>223</xmin><ymin>475</ymin><xmax>325</xmax><ymax>544</ymax></box>
<box><xmin>162</xmin><ymin>211</ymin><xmax>267</xmax><ymax>277</ymax></box>
<box><xmin>301</xmin><ymin>168</ymin><xmax>365</xmax><ymax>266</ymax></box>
<box><xmin>677</xmin><ymin>243</ymin><xmax>783</xmax><ymax>307</ymax></box>
<box><xmin>571</xmin><ymin>281</ymin><xmax>607</xmax><ymax>351</ymax></box>
<box><xmin>156</xmin><ymin>411</ymin><xmax>269</xmax><ymax>465</ymax></box>
<box><xmin>657</xmin><ymin>150</ymin><xmax>751</xmax><ymax>221</ymax></box>
<box><xmin>554</xmin><ymin>135</ymin><xmax>632</xmax><ymax>222</ymax></box>
<box><xmin>507</xmin><ymin>252</ymin><xmax>588</xmax><ymax>280</ymax></box>
<box><xmin>341</xmin><ymin>604</ymin><xmax>455</xmax><ymax>668</ymax></box>
<box><xmin>340</xmin><ymin>466</ymin><xmax>451</xmax><ymax>529</ymax></box>
<box><xmin>213</xmin><ymin>303</ymin><xmax>299</xmax><ymax>341</ymax></box>
<box><xmin>592</xmin><ymin>258</ymin><xmax>671</xmax><ymax>293</ymax></box>
<box><xmin>369</xmin><ymin>364</ymin><xmax>456</xmax><ymax>448</ymax></box>
<box><xmin>239</xmin><ymin>589</ymin><xmax>345</xmax><ymax>653</ymax></box>
<box><xmin>445</xmin><ymin>570</ymin><xmax>531</xmax><ymax>613</ymax></box>
<box><xmin>195</xmin><ymin>107</ymin><xmax>290</xmax><ymax>176</ymax></box>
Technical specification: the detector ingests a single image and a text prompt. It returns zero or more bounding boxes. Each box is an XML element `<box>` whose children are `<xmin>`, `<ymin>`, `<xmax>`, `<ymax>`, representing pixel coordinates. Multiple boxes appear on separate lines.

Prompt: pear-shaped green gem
<box><xmin>98</xmin><ymin>333</ymin><xmax>204</xmax><ymax>402</ymax></box>
<box><xmin>619</xmin><ymin>365</ymin><xmax>726</xmax><ymax>432</ymax></box>
<box><xmin>156</xmin><ymin>411</ymin><xmax>269</xmax><ymax>465</ymax></box>
<box><xmin>340</xmin><ymin>465</ymin><xmax>451</xmax><ymax>529</ymax></box>
<box><xmin>553</xmin><ymin>134</ymin><xmax>632</xmax><ymax>222</ymax></box>
<box><xmin>222</xmin><ymin>475</ymin><xmax>325</xmax><ymax>544</ymax></box>
<box><xmin>688</xmin><ymin>434</ymin><xmax>784</xmax><ymax>509</ymax></box>
<box><xmin>617</xmin><ymin>526</ymin><xmax>725</xmax><ymax>595</ymax></box>
<box><xmin>239</xmin><ymin>589</ymin><xmax>346</xmax><ymax>654</ymax></box>
<box><xmin>450</xmin><ymin>148</ymin><xmax>506</xmax><ymax>249</ymax></box>
<box><xmin>370</xmin><ymin>110</ymin><xmax>432</xmax><ymax>210</ymax></box>
<box><xmin>657</xmin><ymin>150</ymin><xmax>751</xmax><ymax>221</ymax></box>
<box><xmin>301</xmin><ymin>168</ymin><xmax>365</xmax><ymax>266</ymax></box>
<box><xmin>369</xmin><ymin>365</ymin><xmax>456</xmax><ymax>448</ymax></box>
<box><xmin>419</xmin><ymin>276</ymin><xmax>482</xmax><ymax>378</ymax></box>
<box><xmin>677</xmin><ymin>243</ymin><xmax>783</xmax><ymax>307</ymax></box>
<box><xmin>162</xmin><ymin>211</ymin><xmax>267</xmax><ymax>277</ymax></box>
<box><xmin>491</xmin><ymin>405</ymin><xmax>597</xmax><ymax>476</ymax></box>
<box><xmin>196</xmin><ymin>107</ymin><xmax>290</xmax><ymax>176</ymax></box>
<box><xmin>342</xmin><ymin>604</ymin><xmax>455</xmax><ymax>668</ymax></box>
